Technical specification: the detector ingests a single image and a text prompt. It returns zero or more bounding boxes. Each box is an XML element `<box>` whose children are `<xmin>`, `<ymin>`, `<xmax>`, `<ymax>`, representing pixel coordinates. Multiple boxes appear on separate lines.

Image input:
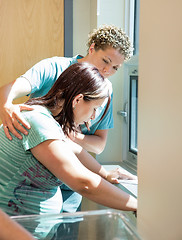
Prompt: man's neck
<box><xmin>77</xmin><ymin>54</ymin><xmax>89</xmax><ymax>63</ymax></box>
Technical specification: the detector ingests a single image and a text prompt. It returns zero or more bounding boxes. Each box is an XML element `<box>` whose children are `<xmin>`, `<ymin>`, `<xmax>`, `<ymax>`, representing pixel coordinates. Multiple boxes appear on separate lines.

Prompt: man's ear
<box><xmin>89</xmin><ymin>43</ymin><xmax>95</xmax><ymax>54</ymax></box>
<box><xmin>72</xmin><ymin>94</ymin><xmax>83</xmax><ymax>109</ymax></box>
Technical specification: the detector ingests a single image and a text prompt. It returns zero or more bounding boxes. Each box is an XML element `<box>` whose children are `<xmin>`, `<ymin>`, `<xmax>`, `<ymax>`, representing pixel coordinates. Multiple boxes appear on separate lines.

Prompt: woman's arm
<box><xmin>31</xmin><ymin>139</ymin><xmax>137</xmax><ymax>211</ymax></box>
<box><xmin>0</xmin><ymin>209</ymin><xmax>35</xmax><ymax>240</ymax></box>
<box><xmin>64</xmin><ymin>138</ymin><xmax>137</xmax><ymax>182</ymax></box>
<box><xmin>0</xmin><ymin>77</ymin><xmax>33</xmax><ymax>140</ymax></box>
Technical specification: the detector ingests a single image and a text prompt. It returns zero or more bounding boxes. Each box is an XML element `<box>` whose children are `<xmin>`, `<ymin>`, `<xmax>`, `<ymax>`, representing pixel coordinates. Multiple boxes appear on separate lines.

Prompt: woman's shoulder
<box><xmin>21</xmin><ymin>105</ymin><xmax>66</xmax><ymax>145</ymax></box>
<box><xmin>22</xmin><ymin>105</ymin><xmax>51</xmax><ymax>118</ymax></box>
<box><xmin>21</xmin><ymin>105</ymin><xmax>60</xmax><ymax>131</ymax></box>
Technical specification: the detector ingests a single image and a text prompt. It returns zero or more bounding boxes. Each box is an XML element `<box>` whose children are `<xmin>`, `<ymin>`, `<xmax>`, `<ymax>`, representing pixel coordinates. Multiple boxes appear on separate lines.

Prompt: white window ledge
<box><xmin>102</xmin><ymin>164</ymin><xmax>138</xmax><ymax>198</ymax></box>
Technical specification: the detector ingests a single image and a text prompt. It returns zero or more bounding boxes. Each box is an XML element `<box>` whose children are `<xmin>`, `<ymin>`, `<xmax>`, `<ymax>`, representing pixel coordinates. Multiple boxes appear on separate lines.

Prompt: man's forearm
<box><xmin>0</xmin><ymin>82</ymin><xmax>14</xmax><ymax>107</ymax></box>
<box><xmin>0</xmin><ymin>77</ymin><xmax>32</xmax><ymax>139</ymax></box>
<box><xmin>73</xmin><ymin>130</ymin><xmax>108</xmax><ymax>154</ymax></box>
<box><xmin>75</xmin><ymin>147</ymin><xmax>108</xmax><ymax>180</ymax></box>
<box><xmin>1</xmin><ymin>77</ymin><xmax>32</xmax><ymax>106</ymax></box>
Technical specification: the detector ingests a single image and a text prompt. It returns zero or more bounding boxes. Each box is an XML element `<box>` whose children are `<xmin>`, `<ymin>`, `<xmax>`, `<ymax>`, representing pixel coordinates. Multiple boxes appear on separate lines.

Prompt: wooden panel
<box><xmin>0</xmin><ymin>0</ymin><xmax>64</xmax><ymax>89</ymax></box>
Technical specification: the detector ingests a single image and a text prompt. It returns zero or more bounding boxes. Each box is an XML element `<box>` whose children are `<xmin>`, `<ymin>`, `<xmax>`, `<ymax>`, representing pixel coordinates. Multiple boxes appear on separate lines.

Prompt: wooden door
<box><xmin>0</xmin><ymin>0</ymin><xmax>64</xmax><ymax>98</ymax></box>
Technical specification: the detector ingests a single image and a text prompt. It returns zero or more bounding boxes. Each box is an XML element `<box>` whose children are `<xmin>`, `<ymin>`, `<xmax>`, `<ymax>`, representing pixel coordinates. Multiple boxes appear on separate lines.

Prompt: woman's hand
<box><xmin>106</xmin><ymin>167</ymin><xmax>138</xmax><ymax>184</ymax></box>
<box><xmin>0</xmin><ymin>103</ymin><xmax>34</xmax><ymax>140</ymax></box>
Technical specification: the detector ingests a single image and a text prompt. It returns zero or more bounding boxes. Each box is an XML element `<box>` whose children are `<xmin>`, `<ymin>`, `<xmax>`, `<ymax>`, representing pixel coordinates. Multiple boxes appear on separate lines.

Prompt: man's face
<box><xmin>87</xmin><ymin>45</ymin><xmax>125</xmax><ymax>78</ymax></box>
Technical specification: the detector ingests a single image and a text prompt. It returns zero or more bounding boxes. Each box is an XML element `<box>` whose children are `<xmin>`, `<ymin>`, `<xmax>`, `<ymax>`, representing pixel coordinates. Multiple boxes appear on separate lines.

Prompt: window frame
<box><xmin>122</xmin><ymin>62</ymin><xmax>138</xmax><ymax>173</ymax></box>
<box><xmin>122</xmin><ymin>0</ymin><xmax>139</xmax><ymax>173</ymax></box>
<box><xmin>129</xmin><ymin>75</ymin><xmax>138</xmax><ymax>155</ymax></box>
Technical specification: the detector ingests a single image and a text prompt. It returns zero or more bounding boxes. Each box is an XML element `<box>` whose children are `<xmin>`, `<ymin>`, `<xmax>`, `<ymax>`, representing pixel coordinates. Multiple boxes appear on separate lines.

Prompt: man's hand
<box><xmin>0</xmin><ymin>103</ymin><xmax>33</xmax><ymax>140</ymax></box>
<box><xmin>68</xmin><ymin>128</ymin><xmax>81</xmax><ymax>143</ymax></box>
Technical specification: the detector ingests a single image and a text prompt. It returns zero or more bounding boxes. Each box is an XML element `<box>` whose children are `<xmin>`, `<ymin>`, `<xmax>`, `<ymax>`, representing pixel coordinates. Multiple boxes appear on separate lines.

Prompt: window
<box><xmin>121</xmin><ymin>0</ymin><xmax>139</xmax><ymax>172</ymax></box>
<box><xmin>129</xmin><ymin>75</ymin><xmax>138</xmax><ymax>154</ymax></box>
<box><xmin>122</xmin><ymin>63</ymin><xmax>138</xmax><ymax>172</ymax></box>
<box><xmin>124</xmin><ymin>0</ymin><xmax>140</xmax><ymax>55</ymax></box>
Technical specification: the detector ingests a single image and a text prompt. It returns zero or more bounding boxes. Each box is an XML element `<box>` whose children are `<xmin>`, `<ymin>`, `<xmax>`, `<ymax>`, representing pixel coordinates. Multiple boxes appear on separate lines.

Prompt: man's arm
<box><xmin>69</xmin><ymin>129</ymin><xmax>108</xmax><ymax>154</ymax></box>
<box><xmin>64</xmin><ymin>138</ymin><xmax>137</xmax><ymax>182</ymax></box>
<box><xmin>0</xmin><ymin>77</ymin><xmax>33</xmax><ymax>140</ymax></box>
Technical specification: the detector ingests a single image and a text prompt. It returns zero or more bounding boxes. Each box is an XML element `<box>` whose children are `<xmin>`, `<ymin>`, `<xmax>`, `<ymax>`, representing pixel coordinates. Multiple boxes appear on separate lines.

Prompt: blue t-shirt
<box><xmin>22</xmin><ymin>56</ymin><xmax>114</xmax><ymax>134</ymax></box>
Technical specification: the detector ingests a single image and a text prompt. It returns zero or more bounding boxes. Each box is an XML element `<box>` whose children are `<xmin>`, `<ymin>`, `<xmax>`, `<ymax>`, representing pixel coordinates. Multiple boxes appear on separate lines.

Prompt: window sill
<box><xmin>102</xmin><ymin>164</ymin><xmax>138</xmax><ymax>198</ymax></box>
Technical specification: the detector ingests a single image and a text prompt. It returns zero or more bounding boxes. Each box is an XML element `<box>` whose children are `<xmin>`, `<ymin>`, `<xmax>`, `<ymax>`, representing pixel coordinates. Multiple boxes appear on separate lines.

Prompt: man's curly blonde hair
<box><xmin>87</xmin><ymin>25</ymin><xmax>133</xmax><ymax>61</ymax></box>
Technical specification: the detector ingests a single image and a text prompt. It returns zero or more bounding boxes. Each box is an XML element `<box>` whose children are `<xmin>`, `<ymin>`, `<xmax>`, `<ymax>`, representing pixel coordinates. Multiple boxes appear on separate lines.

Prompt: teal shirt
<box><xmin>24</xmin><ymin>56</ymin><xmax>82</xmax><ymax>98</ymax></box>
<box><xmin>0</xmin><ymin>106</ymin><xmax>64</xmax><ymax>216</ymax></box>
<box><xmin>22</xmin><ymin>56</ymin><xmax>114</xmax><ymax>134</ymax></box>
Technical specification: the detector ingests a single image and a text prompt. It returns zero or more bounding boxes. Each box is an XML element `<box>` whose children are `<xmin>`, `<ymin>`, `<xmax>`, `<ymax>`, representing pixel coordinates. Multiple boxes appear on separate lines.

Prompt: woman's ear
<box><xmin>72</xmin><ymin>94</ymin><xmax>83</xmax><ymax>109</ymax></box>
<box><xmin>88</xmin><ymin>43</ymin><xmax>95</xmax><ymax>54</ymax></box>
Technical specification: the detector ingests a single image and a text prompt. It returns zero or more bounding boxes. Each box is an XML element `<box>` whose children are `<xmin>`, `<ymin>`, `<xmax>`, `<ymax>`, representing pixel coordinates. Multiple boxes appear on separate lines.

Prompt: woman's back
<box><xmin>0</xmin><ymin>106</ymin><xmax>64</xmax><ymax>216</ymax></box>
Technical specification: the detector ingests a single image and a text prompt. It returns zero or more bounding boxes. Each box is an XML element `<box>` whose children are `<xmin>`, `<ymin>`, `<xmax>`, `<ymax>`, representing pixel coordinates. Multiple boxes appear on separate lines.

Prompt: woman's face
<box><xmin>87</xmin><ymin>45</ymin><xmax>125</xmax><ymax>78</ymax></box>
<box><xmin>73</xmin><ymin>96</ymin><xmax>105</xmax><ymax>126</ymax></box>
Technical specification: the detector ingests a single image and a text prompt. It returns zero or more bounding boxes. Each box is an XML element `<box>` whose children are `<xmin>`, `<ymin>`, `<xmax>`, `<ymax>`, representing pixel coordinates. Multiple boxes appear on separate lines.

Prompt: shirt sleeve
<box><xmin>22</xmin><ymin>57</ymin><xmax>67</xmax><ymax>98</ymax></box>
<box><xmin>21</xmin><ymin>109</ymin><xmax>65</xmax><ymax>151</ymax></box>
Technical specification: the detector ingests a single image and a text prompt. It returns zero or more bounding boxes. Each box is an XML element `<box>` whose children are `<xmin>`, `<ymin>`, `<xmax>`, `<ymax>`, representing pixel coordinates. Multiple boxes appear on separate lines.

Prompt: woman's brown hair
<box><xmin>26</xmin><ymin>62</ymin><xmax>110</xmax><ymax>135</ymax></box>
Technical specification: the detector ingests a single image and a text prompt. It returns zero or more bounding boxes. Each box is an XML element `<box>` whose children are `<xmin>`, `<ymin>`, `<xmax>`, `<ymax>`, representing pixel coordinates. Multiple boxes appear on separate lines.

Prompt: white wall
<box><xmin>138</xmin><ymin>1</ymin><xmax>182</xmax><ymax>239</ymax></box>
<box><xmin>73</xmin><ymin>0</ymin><xmax>98</xmax><ymax>56</ymax></box>
<box><xmin>73</xmin><ymin>0</ymin><xmax>92</xmax><ymax>56</ymax></box>
<box><xmin>73</xmin><ymin>0</ymin><xmax>127</xmax><ymax>163</ymax></box>
<box><xmin>95</xmin><ymin>0</ymin><xmax>126</xmax><ymax>164</ymax></box>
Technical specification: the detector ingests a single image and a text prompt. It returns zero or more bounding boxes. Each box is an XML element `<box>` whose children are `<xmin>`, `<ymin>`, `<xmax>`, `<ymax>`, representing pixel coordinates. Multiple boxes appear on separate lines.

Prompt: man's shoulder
<box><xmin>42</xmin><ymin>55</ymin><xmax>80</xmax><ymax>70</ymax></box>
